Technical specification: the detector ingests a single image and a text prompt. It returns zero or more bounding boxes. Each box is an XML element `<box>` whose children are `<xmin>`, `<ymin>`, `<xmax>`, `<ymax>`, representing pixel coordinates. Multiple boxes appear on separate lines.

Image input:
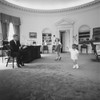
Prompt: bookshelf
<box><xmin>42</xmin><ymin>33</ymin><xmax>52</xmax><ymax>45</ymax></box>
<box><xmin>93</xmin><ymin>27</ymin><xmax>100</xmax><ymax>42</ymax></box>
<box><xmin>79</xmin><ymin>31</ymin><xmax>90</xmax><ymax>44</ymax></box>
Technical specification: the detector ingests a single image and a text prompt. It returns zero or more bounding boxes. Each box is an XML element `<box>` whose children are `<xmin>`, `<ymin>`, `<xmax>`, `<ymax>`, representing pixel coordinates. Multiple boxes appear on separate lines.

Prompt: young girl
<box><xmin>55</xmin><ymin>38</ymin><xmax>62</xmax><ymax>61</ymax></box>
<box><xmin>69</xmin><ymin>44</ymin><xmax>79</xmax><ymax>69</ymax></box>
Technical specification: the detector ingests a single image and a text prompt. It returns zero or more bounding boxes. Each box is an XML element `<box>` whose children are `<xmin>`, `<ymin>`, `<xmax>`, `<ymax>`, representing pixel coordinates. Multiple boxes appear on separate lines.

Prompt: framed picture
<box><xmin>29</xmin><ymin>32</ymin><xmax>37</xmax><ymax>38</ymax></box>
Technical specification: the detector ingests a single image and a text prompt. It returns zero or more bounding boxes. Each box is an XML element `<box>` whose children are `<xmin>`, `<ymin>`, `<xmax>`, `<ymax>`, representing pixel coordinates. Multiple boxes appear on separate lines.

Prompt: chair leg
<box><xmin>12</xmin><ymin>57</ymin><xmax>14</xmax><ymax>68</ymax></box>
<box><xmin>96</xmin><ymin>55</ymin><xmax>99</xmax><ymax>61</ymax></box>
<box><xmin>6</xmin><ymin>57</ymin><xmax>10</xmax><ymax>67</ymax></box>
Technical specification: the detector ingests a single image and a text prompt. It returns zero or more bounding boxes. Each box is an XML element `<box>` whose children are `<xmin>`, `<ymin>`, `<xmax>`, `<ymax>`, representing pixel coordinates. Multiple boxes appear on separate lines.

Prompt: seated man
<box><xmin>10</xmin><ymin>34</ymin><xmax>24</xmax><ymax>68</ymax></box>
<box><xmin>33</xmin><ymin>41</ymin><xmax>36</xmax><ymax>46</ymax></box>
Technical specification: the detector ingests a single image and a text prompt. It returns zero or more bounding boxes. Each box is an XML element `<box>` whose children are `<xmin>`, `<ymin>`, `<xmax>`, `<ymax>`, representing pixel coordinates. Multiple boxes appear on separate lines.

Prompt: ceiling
<box><xmin>4</xmin><ymin>0</ymin><xmax>96</xmax><ymax>10</ymax></box>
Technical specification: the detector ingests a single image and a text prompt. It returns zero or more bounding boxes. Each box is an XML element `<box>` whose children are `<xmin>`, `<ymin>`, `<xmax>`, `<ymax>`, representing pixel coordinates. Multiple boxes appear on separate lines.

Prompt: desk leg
<box><xmin>2</xmin><ymin>49</ymin><xmax>3</xmax><ymax>63</ymax></box>
<box><xmin>81</xmin><ymin>48</ymin><xmax>82</xmax><ymax>53</ymax></box>
<box><xmin>86</xmin><ymin>48</ymin><xmax>88</xmax><ymax>54</ymax></box>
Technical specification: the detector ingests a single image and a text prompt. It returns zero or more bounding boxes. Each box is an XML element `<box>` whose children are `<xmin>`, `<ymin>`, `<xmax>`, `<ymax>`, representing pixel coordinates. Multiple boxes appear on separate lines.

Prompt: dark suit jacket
<box><xmin>10</xmin><ymin>40</ymin><xmax>21</xmax><ymax>52</ymax></box>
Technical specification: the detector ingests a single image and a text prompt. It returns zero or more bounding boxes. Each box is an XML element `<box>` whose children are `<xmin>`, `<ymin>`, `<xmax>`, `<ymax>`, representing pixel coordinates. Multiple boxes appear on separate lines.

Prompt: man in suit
<box><xmin>10</xmin><ymin>34</ymin><xmax>24</xmax><ymax>68</ymax></box>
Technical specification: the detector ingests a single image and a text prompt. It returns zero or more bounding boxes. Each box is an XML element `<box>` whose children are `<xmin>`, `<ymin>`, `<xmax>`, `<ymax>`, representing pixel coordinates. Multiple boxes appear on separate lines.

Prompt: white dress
<box><xmin>69</xmin><ymin>48</ymin><xmax>79</xmax><ymax>60</ymax></box>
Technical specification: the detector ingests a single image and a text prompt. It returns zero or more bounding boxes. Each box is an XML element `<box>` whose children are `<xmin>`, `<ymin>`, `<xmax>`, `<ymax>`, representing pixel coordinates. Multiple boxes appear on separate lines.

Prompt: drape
<box><xmin>0</xmin><ymin>21</ymin><xmax>2</xmax><ymax>46</ymax></box>
<box><xmin>0</xmin><ymin>14</ymin><xmax>1</xmax><ymax>21</ymax></box>
<box><xmin>1</xmin><ymin>23</ymin><xmax>9</xmax><ymax>40</ymax></box>
<box><xmin>13</xmin><ymin>24</ymin><xmax>20</xmax><ymax>40</ymax></box>
<box><xmin>11</xmin><ymin>16</ymin><xmax>21</xmax><ymax>26</ymax></box>
<box><xmin>0</xmin><ymin>13</ymin><xmax>21</xmax><ymax>41</ymax></box>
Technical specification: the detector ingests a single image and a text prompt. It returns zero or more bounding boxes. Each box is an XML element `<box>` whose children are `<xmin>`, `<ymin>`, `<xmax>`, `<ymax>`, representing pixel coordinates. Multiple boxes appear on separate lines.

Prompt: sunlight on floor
<box><xmin>0</xmin><ymin>57</ymin><xmax>18</xmax><ymax>70</ymax></box>
<box><xmin>0</xmin><ymin>63</ymin><xmax>12</xmax><ymax>70</ymax></box>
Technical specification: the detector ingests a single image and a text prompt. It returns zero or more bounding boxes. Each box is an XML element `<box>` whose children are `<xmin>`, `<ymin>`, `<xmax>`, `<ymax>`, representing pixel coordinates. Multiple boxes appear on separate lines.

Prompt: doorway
<box><xmin>60</xmin><ymin>30</ymin><xmax>70</xmax><ymax>53</ymax></box>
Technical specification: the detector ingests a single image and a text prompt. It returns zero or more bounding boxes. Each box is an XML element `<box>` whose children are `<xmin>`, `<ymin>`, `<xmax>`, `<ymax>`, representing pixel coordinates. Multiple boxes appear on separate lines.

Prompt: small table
<box><xmin>52</xmin><ymin>45</ymin><xmax>56</xmax><ymax>53</ymax></box>
<box><xmin>80</xmin><ymin>44</ymin><xmax>88</xmax><ymax>53</ymax></box>
<box><xmin>42</xmin><ymin>45</ymin><xmax>49</xmax><ymax>53</ymax></box>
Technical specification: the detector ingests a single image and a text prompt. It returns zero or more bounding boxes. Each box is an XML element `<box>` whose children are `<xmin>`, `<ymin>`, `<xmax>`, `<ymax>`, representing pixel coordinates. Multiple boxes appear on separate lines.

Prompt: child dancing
<box><xmin>55</xmin><ymin>38</ymin><xmax>62</xmax><ymax>61</ymax></box>
<box><xmin>69</xmin><ymin>44</ymin><xmax>79</xmax><ymax>69</ymax></box>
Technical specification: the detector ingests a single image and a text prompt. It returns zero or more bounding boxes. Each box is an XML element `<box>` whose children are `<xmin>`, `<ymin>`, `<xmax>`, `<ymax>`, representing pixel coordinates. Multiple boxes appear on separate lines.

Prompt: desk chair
<box><xmin>42</xmin><ymin>45</ymin><xmax>49</xmax><ymax>53</ymax></box>
<box><xmin>0</xmin><ymin>46</ymin><xmax>3</xmax><ymax>62</ymax></box>
<box><xmin>0</xmin><ymin>40</ymin><xmax>9</xmax><ymax>62</ymax></box>
<box><xmin>80</xmin><ymin>44</ymin><xmax>88</xmax><ymax>53</ymax></box>
<box><xmin>52</xmin><ymin>45</ymin><xmax>55</xmax><ymax>53</ymax></box>
<box><xmin>5</xmin><ymin>45</ymin><xmax>16</xmax><ymax>68</ymax></box>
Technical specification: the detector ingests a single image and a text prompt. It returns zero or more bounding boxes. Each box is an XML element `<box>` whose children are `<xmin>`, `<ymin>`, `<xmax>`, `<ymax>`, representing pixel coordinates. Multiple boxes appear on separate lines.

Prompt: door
<box><xmin>60</xmin><ymin>30</ymin><xmax>70</xmax><ymax>52</ymax></box>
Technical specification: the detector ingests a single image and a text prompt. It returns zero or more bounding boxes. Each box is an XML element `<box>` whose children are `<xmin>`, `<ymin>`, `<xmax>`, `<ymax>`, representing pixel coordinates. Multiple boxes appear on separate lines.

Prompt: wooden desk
<box><xmin>22</xmin><ymin>46</ymin><xmax>41</xmax><ymax>63</ymax></box>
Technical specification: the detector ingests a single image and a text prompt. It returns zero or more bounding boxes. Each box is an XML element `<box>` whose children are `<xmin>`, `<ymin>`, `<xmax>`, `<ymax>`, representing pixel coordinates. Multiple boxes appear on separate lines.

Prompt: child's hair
<box><xmin>55</xmin><ymin>38</ymin><xmax>60</xmax><ymax>42</ymax></box>
<box><xmin>13</xmin><ymin>34</ymin><xmax>18</xmax><ymax>38</ymax></box>
<box><xmin>72</xmin><ymin>44</ymin><xmax>77</xmax><ymax>49</ymax></box>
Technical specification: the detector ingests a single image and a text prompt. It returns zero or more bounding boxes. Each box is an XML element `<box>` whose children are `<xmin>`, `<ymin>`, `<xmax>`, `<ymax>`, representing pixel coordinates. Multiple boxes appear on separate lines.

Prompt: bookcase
<box><xmin>42</xmin><ymin>33</ymin><xmax>52</xmax><ymax>45</ymax></box>
<box><xmin>79</xmin><ymin>31</ymin><xmax>90</xmax><ymax>44</ymax></box>
<box><xmin>93</xmin><ymin>27</ymin><xmax>100</xmax><ymax>42</ymax></box>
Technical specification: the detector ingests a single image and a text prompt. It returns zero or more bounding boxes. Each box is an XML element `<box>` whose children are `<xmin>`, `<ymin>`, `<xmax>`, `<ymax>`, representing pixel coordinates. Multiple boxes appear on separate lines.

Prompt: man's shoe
<box><xmin>59</xmin><ymin>57</ymin><xmax>61</xmax><ymax>60</ymax></box>
<box><xmin>17</xmin><ymin>64</ymin><xmax>21</xmax><ymax>68</ymax></box>
<box><xmin>76</xmin><ymin>64</ymin><xmax>79</xmax><ymax>69</ymax></box>
<box><xmin>20</xmin><ymin>62</ymin><xmax>24</xmax><ymax>66</ymax></box>
<box><xmin>73</xmin><ymin>65</ymin><xmax>76</xmax><ymax>69</ymax></box>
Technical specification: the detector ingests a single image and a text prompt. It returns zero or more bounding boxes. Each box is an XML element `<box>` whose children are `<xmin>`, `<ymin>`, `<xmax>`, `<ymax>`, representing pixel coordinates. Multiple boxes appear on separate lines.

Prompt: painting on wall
<box><xmin>29</xmin><ymin>32</ymin><xmax>37</xmax><ymax>38</ymax></box>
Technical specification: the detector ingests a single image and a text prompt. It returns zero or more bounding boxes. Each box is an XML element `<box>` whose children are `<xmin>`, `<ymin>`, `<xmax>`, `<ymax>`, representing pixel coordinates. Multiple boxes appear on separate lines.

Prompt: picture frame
<box><xmin>29</xmin><ymin>32</ymin><xmax>37</xmax><ymax>38</ymax></box>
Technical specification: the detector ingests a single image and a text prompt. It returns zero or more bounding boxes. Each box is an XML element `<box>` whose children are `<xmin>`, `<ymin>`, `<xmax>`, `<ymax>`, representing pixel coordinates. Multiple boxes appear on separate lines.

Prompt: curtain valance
<box><xmin>11</xmin><ymin>16</ymin><xmax>21</xmax><ymax>25</ymax></box>
<box><xmin>0</xmin><ymin>13</ymin><xmax>21</xmax><ymax>25</ymax></box>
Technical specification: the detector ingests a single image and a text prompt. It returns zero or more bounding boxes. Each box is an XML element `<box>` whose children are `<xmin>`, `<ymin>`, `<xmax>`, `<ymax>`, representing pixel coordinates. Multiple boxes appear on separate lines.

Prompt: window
<box><xmin>8</xmin><ymin>23</ymin><xmax>15</xmax><ymax>41</ymax></box>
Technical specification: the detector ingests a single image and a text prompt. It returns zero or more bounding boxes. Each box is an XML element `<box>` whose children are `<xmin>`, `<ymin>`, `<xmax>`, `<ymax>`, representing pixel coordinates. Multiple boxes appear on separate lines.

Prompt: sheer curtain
<box><xmin>0</xmin><ymin>21</ymin><xmax>2</xmax><ymax>46</ymax></box>
<box><xmin>13</xmin><ymin>24</ymin><xmax>20</xmax><ymax>40</ymax></box>
<box><xmin>8</xmin><ymin>23</ymin><xmax>15</xmax><ymax>41</ymax></box>
<box><xmin>0</xmin><ymin>13</ymin><xmax>21</xmax><ymax>41</ymax></box>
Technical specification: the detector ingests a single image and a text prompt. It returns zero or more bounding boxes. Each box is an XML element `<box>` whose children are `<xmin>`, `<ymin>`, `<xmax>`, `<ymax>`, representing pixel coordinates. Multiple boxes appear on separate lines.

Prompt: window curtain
<box><xmin>1</xmin><ymin>22</ymin><xmax>9</xmax><ymax>40</ymax></box>
<box><xmin>13</xmin><ymin>24</ymin><xmax>20</xmax><ymax>40</ymax></box>
<box><xmin>0</xmin><ymin>14</ymin><xmax>2</xmax><ymax>40</ymax></box>
<box><xmin>0</xmin><ymin>13</ymin><xmax>21</xmax><ymax>41</ymax></box>
<box><xmin>11</xmin><ymin>16</ymin><xmax>21</xmax><ymax>40</ymax></box>
<box><xmin>1</xmin><ymin>13</ymin><xmax>10</xmax><ymax>40</ymax></box>
<box><xmin>0</xmin><ymin>19</ymin><xmax>2</xmax><ymax>46</ymax></box>
<box><xmin>0</xmin><ymin>14</ymin><xmax>1</xmax><ymax>21</ymax></box>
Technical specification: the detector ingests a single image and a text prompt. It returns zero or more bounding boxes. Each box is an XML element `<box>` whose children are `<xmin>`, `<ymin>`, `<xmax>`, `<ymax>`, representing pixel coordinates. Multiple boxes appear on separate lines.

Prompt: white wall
<box><xmin>0</xmin><ymin>2</ymin><xmax>100</xmax><ymax>48</ymax></box>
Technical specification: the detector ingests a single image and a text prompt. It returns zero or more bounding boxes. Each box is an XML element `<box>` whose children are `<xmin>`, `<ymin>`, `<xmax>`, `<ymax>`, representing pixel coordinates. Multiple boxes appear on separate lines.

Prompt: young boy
<box><xmin>69</xmin><ymin>44</ymin><xmax>79</xmax><ymax>69</ymax></box>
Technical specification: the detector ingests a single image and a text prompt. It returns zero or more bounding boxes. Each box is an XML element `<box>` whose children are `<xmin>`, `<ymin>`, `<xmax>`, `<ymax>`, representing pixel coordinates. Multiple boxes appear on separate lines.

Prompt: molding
<box><xmin>56</xmin><ymin>18</ymin><xmax>75</xmax><ymax>26</ymax></box>
<box><xmin>0</xmin><ymin>0</ymin><xmax>100</xmax><ymax>13</ymax></box>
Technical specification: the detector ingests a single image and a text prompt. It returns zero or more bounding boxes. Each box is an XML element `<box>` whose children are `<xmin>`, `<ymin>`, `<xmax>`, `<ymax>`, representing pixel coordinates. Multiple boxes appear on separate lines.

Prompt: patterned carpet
<box><xmin>0</xmin><ymin>53</ymin><xmax>100</xmax><ymax>100</ymax></box>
